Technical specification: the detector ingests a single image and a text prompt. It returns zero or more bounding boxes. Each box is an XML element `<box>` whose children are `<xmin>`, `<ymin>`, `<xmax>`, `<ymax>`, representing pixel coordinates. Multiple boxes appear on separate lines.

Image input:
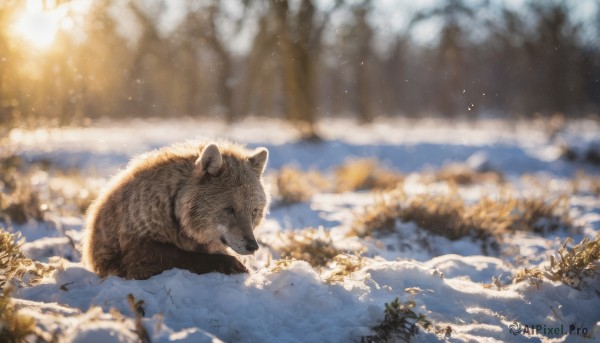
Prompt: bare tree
<box><xmin>411</xmin><ymin>0</ymin><xmax>478</xmax><ymax>117</ymax></box>
<box><xmin>0</xmin><ymin>1</ymin><xmax>21</xmax><ymax>130</ymax></box>
<box><xmin>2</xmin><ymin>0</ymin><xmax>599</xmax><ymax>127</ymax></box>
<box><xmin>526</xmin><ymin>1</ymin><xmax>584</xmax><ymax>114</ymax></box>
<box><xmin>269</xmin><ymin>0</ymin><xmax>342</xmax><ymax>139</ymax></box>
<box><xmin>128</xmin><ymin>1</ymin><xmax>173</xmax><ymax>117</ymax></box>
<box><xmin>75</xmin><ymin>0</ymin><xmax>132</xmax><ymax>118</ymax></box>
<box><xmin>180</xmin><ymin>1</ymin><xmax>246</xmax><ymax>122</ymax></box>
<box><xmin>240</xmin><ymin>13</ymin><xmax>280</xmax><ymax>118</ymax></box>
<box><xmin>348</xmin><ymin>2</ymin><xmax>374</xmax><ymax>123</ymax></box>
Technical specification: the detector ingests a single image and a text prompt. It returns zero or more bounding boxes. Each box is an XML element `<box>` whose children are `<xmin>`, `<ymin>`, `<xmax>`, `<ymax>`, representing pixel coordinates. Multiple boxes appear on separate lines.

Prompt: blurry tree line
<box><xmin>0</xmin><ymin>0</ymin><xmax>599</xmax><ymax>138</ymax></box>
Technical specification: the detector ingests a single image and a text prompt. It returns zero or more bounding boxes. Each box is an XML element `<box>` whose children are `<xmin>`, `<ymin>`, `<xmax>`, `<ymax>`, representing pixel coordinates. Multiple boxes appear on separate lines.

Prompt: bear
<box><xmin>82</xmin><ymin>140</ymin><xmax>270</xmax><ymax>279</ymax></box>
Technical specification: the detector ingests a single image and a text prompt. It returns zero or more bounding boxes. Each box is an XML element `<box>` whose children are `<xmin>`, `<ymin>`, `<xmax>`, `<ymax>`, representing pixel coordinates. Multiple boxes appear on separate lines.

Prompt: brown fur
<box><xmin>82</xmin><ymin>140</ymin><xmax>269</xmax><ymax>279</ymax></box>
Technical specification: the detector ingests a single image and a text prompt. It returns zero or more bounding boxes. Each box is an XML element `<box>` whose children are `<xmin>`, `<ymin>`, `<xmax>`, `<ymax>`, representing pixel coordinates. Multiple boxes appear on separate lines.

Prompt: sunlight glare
<box><xmin>11</xmin><ymin>0</ymin><xmax>61</xmax><ymax>50</ymax></box>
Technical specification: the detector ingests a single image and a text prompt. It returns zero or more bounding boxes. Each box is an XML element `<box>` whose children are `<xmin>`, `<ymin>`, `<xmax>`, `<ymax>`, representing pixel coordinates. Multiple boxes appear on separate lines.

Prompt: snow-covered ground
<box><xmin>3</xmin><ymin>117</ymin><xmax>600</xmax><ymax>342</ymax></box>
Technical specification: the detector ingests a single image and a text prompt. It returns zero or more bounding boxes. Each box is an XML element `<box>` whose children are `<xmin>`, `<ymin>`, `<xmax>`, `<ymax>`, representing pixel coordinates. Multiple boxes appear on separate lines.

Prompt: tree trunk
<box><xmin>272</xmin><ymin>0</ymin><xmax>319</xmax><ymax>140</ymax></box>
<box><xmin>215</xmin><ymin>52</ymin><xmax>236</xmax><ymax>123</ymax></box>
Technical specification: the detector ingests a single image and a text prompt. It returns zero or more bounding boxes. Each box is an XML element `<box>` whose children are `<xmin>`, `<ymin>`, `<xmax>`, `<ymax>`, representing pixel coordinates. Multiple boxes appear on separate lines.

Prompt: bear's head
<box><xmin>178</xmin><ymin>143</ymin><xmax>269</xmax><ymax>255</ymax></box>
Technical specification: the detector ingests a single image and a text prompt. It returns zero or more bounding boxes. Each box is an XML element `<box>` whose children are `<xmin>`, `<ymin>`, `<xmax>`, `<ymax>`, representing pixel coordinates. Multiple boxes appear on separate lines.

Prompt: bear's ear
<box><xmin>249</xmin><ymin>147</ymin><xmax>268</xmax><ymax>175</ymax></box>
<box><xmin>195</xmin><ymin>144</ymin><xmax>222</xmax><ymax>177</ymax></box>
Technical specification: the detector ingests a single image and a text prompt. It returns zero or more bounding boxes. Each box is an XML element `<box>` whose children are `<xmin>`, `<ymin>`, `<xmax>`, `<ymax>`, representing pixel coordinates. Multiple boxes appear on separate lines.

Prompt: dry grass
<box><xmin>278</xmin><ymin>227</ymin><xmax>344</xmax><ymax>267</ymax></box>
<box><xmin>401</xmin><ymin>193</ymin><xmax>508</xmax><ymax>241</ymax></box>
<box><xmin>510</xmin><ymin>196</ymin><xmax>571</xmax><ymax>233</ymax></box>
<box><xmin>0</xmin><ymin>155</ymin><xmax>44</xmax><ymax>225</ymax></box>
<box><xmin>350</xmin><ymin>189</ymin><xmax>405</xmax><ymax>238</ymax></box>
<box><xmin>570</xmin><ymin>171</ymin><xmax>600</xmax><ymax>196</ymax></box>
<box><xmin>273</xmin><ymin>159</ymin><xmax>403</xmax><ymax>205</ymax></box>
<box><xmin>512</xmin><ymin>236</ymin><xmax>599</xmax><ymax>291</ymax></box>
<box><xmin>1</xmin><ymin>227</ymin><xmax>55</xmax><ymax>339</ymax></box>
<box><xmin>0</xmin><ymin>288</ymin><xmax>36</xmax><ymax>343</ymax></box>
<box><xmin>334</xmin><ymin>158</ymin><xmax>403</xmax><ymax>192</ymax></box>
<box><xmin>350</xmin><ymin>189</ymin><xmax>507</xmax><ymax>244</ymax></box>
<box><xmin>593</xmin><ymin>179</ymin><xmax>600</xmax><ymax>196</ymax></box>
<box><xmin>0</xmin><ymin>154</ymin><xmax>100</xmax><ymax>224</ymax></box>
<box><xmin>0</xmin><ymin>190</ymin><xmax>43</xmax><ymax>226</ymax></box>
<box><xmin>482</xmin><ymin>275</ymin><xmax>505</xmax><ymax>290</ymax></box>
<box><xmin>546</xmin><ymin>235</ymin><xmax>600</xmax><ymax>290</ymax></box>
<box><xmin>274</xmin><ymin>227</ymin><xmax>365</xmax><ymax>280</ymax></box>
<box><xmin>127</xmin><ymin>294</ymin><xmax>150</xmax><ymax>343</ymax></box>
<box><xmin>325</xmin><ymin>254</ymin><xmax>366</xmax><ymax>283</ymax></box>
<box><xmin>274</xmin><ymin>166</ymin><xmax>330</xmax><ymax>204</ymax></box>
<box><xmin>0</xmin><ymin>230</ymin><xmax>29</xmax><ymax>288</ymax></box>
<box><xmin>512</xmin><ymin>268</ymin><xmax>544</xmax><ymax>289</ymax></box>
<box><xmin>46</xmin><ymin>171</ymin><xmax>100</xmax><ymax>216</ymax></box>
<box><xmin>351</xmin><ymin>187</ymin><xmax>572</xmax><ymax>253</ymax></box>
<box><xmin>544</xmin><ymin>113</ymin><xmax>567</xmax><ymax>141</ymax></box>
<box><xmin>0</xmin><ymin>229</ymin><xmax>55</xmax><ymax>288</ymax></box>
<box><xmin>270</xmin><ymin>258</ymin><xmax>297</xmax><ymax>273</ymax></box>
<box><xmin>273</xmin><ymin>158</ymin><xmax>506</xmax><ymax>209</ymax></box>
<box><xmin>430</xmin><ymin>163</ymin><xmax>503</xmax><ymax>185</ymax></box>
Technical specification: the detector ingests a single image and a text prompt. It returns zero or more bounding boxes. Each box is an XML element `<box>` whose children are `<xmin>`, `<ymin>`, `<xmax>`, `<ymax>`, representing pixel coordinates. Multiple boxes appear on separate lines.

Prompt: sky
<box><xmin>8</xmin><ymin>0</ymin><xmax>600</xmax><ymax>55</ymax></box>
<box><xmin>146</xmin><ymin>0</ymin><xmax>600</xmax><ymax>49</ymax></box>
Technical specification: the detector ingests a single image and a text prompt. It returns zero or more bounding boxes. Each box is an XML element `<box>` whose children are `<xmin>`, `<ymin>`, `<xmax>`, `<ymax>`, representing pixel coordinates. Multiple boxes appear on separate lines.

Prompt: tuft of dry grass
<box><xmin>270</xmin><ymin>258</ymin><xmax>297</xmax><ymax>273</ymax></box>
<box><xmin>350</xmin><ymin>189</ymin><xmax>405</xmax><ymax>238</ymax></box>
<box><xmin>400</xmin><ymin>193</ymin><xmax>500</xmax><ymax>241</ymax></box>
<box><xmin>512</xmin><ymin>268</ymin><xmax>544</xmax><ymax>289</ymax></box>
<box><xmin>273</xmin><ymin>158</ymin><xmax>403</xmax><ymax>205</ymax></box>
<box><xmin>435</xmin><ymin>325</ymin><xmax>453</xmax><ymax>339</ymax></box>
<box><xmin>0</xmin><ymin>154</ymin><xmax>24</xmax><ymax>194</ymax></box>
<box><xmin>278</xmin><ymin>227</ymin><xmax>344</xmax><ymax>267</ymax></box>
<box><xmin>482</xmin><ymin>275</ymin><xmax>505</xmax><ymax>290</ymax></box>
<box><xmin>431</xmin><ymin>163</ymin><xmax>503</xmax><ymax>185</ymax></box>
<box><xmin>0</xmin><ymin>230</ymin><xmax>28</xmax><ymax>288</ymax></box>
<box><xmin>325</xmin><ymin>254</ymin><xmax>365</xmax><ymax>283</ymax></box>
<box><xmin>46</xmin><ymin>171</ymin><xmax>101</xmax><ymax>216</ymax></box>
<box><xmin>512</xmin><ymin>236</ymin><xmax>599</xmax><ymax>292</ymax></box>
<box><xmin>546</xmin><ymin>235</ymin><xmax>600</xmax><ymax>290</ymax></box>
<box><xmin>570</xmin><ymin>171</ymin><xmax>600</xmax><ymax>197</ymax></box>
<box><xmin>274</xmin><ymin>166</ymin><xmax>330</xmax><ymax>204</ymax></box>
<box><xmin>0</xmin><ymin>154</ymin><xmax>101</xmax><ymax>223</ymax></box>
<box><xmin>0</xmin><ymin>287</ymin><xmax>36</xmax><ymax>343</ymax></box>
<box><xmin>0</xmin><ymin>229</ymin><xmax>55</xmax><ymax>288</ymax></box>
<box><xmin>0</xmin><ymin>191</ymin><xmax>44</xmax><ymax>226</ymax></box>
<box><xmin>334</xmin><ymin>158</ymin><xmax>403</xmax><ymax>192</ymax></box>
<box><xmin>510</xmin><ymin>196</ymin><xmax>571</xmax><ymax>233</ymax></box>
<box><xmin>351</xmin><ymin>187</ymin><xmax>572</xmax><ymax>253</ymax></box>
<box><xmin>593</xmin><ymin>179</ymin><xmax>600</xmax><ymax>196</ymax></box>
<box><xmin>0</xmin><ymin>155</ymin><xmax>44</xmax><ymax>225</ymax></box>
<box><xmin>351</xmin><ymin>190</ymin><xmax>507</xmax><ymax>245</ymax></box>
<box><xmin>127</xmin><ymin>294</ymin><xmax>150</xmax><ymax>343</ymax></box>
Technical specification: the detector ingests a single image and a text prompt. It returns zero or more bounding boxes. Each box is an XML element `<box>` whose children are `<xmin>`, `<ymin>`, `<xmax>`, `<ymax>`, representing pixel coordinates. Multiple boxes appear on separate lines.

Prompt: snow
<box><xmin>4</xmin><ymin>117</ymin><xmax>600</xmax><ymax>342</ymax></box>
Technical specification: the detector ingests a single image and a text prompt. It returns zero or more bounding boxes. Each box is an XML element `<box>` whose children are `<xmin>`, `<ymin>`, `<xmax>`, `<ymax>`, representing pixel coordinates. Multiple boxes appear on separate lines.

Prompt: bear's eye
<box><xmin>224</xmin><ymin>207</ymin><xmax>235</xmax><ymax>215</ymax></box>
<box><xmin>252</xmin><ymin>209</ymin><xmax>258</xmax><ymax>217</ymax></box>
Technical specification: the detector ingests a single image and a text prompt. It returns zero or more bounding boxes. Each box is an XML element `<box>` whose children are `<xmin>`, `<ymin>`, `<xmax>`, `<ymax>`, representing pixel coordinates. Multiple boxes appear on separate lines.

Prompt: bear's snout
<box><xmin>245</xmin><ymin>239</ymin><xmax>259</xmax><ymax>253</ymax></box>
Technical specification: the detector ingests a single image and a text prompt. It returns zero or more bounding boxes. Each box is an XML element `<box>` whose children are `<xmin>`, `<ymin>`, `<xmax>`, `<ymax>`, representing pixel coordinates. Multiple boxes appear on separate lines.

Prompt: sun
<box><xmin>10</xmin><ymin>0</ymin><xmax>63</xmax><ymax>50</ymax></box>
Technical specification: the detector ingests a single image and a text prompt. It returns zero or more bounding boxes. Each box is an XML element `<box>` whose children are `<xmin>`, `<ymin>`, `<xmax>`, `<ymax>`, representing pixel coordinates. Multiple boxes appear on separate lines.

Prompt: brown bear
<box><xmin>82</xmin><ymin>141</ymin><xmax>269</xmax><ymax>279</ymax></box>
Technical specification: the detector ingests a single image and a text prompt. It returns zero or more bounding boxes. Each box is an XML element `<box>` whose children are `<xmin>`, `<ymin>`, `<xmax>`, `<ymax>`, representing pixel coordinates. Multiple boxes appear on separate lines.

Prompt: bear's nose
<box><xmin>245</xmin><ymin>239</ymin><xmax>259</xmax><ymax>252</ymax></box>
